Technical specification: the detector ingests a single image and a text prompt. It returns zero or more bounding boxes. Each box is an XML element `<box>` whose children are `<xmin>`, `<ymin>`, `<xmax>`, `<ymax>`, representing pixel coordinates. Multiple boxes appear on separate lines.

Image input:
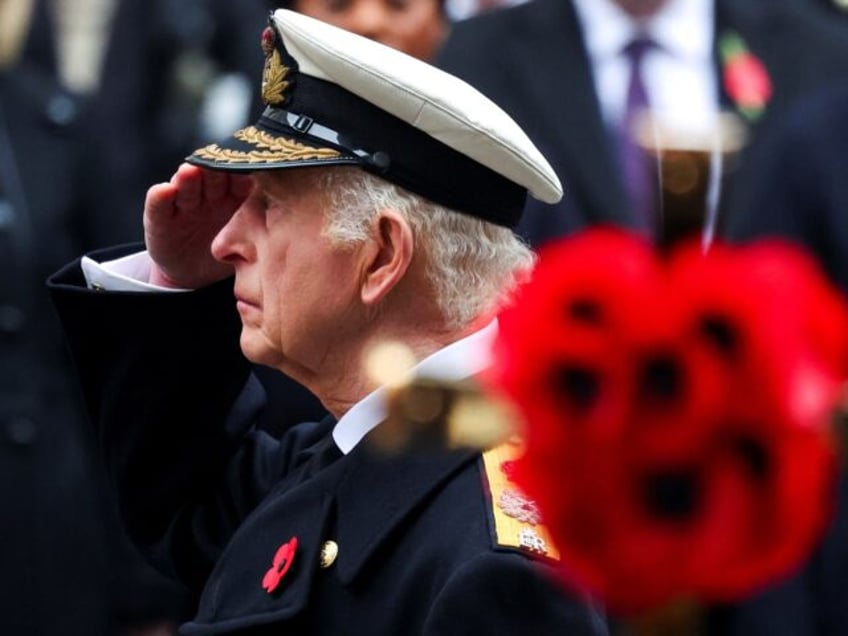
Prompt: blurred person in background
<box><xmin>289</xmin><ymin>0</ymin><xmax>449</xmax><ymax>60</ymax></box>
<box><xmin>436</xmin><ymin>0</ymin><xmax>848</xmax><ymax>248</ymax></box>
<box><xmin>0</xmin><ymin>0</ymin><xmax>189</xmax><ymax>633</ymax></box>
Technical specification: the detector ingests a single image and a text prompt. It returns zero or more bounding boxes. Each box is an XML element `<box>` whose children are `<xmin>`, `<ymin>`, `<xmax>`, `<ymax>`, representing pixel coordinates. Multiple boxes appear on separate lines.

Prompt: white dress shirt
<box><xmin>571</xmin><ymin>0</ymin><xmax>718</xmax><ymax>132</ymax></box>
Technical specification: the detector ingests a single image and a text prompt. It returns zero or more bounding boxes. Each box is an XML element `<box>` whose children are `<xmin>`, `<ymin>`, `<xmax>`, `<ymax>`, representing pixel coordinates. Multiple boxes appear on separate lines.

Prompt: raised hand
<box><xmin>144</xmin><ymin>164</ymin><xmax>253</xmax><ymax>289</ymax></box>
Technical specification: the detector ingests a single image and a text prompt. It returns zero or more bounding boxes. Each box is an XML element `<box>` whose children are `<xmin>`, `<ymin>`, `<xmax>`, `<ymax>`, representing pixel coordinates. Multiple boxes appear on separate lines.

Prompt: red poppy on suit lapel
<box><xmin>486</xmin><ymin>229</ymin><xmax>847</xmax><ymax>615</ymax></box>
<box><xmin>719</xmin><ymin>32</ymin><xmax>772</xmax><ymax>122</ymax></box>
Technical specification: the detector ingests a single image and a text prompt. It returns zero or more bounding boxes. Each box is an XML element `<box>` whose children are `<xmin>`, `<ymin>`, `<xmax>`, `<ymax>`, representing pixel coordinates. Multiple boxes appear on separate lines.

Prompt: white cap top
<box><xmin>275</xmin><ymin>9</ymin><xmax>562</xmax><ymax>205</ymax></box>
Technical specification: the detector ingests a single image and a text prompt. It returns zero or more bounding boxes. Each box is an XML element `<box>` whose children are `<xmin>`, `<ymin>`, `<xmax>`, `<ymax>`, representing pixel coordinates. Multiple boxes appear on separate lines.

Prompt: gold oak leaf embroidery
<box><xmin>193</xmin><ymin>127</ymin><xmax>342</xmax><ymax>164</ymax></box>
<box><xmin>262</xmin><ymin>50</ymin><xmax>290</xmax><ymax>106</ymax></box>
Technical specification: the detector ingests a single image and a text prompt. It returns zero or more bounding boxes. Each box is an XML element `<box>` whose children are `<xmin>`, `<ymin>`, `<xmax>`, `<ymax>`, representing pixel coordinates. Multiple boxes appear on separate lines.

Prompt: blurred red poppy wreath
<box><xmin>486</xmin><ymin>228</ymin><xmax>848</xmax><ymax>616</ymax></box>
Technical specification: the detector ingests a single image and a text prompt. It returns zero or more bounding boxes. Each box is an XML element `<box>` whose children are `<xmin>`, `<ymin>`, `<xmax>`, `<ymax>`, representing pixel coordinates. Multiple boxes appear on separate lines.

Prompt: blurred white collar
<box><xmin>332</xmin><ymin>320</ymin><xmax>498</xmax><ymax>454</ymax></box>
<box><xmin>572</xmin><ymin>0</ymin><xmax>713</xmax><ymax>63</ymax></box>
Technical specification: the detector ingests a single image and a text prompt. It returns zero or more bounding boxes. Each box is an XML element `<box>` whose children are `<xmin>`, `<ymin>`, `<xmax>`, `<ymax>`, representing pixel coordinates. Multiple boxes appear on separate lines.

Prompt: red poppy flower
<box><xmin>719</xmin><ymin>32</ymin><xmax>772</xmax><ymax>121</ymax></box>
<box><xmin>485</xmin><ymin>229</ymin><xmax>847</xmax><ymax>615</ymax></box>
<box><xmin>262</xmin><ymin>536</ymin><xmax>298</xmax><ymax>594</ymax></box>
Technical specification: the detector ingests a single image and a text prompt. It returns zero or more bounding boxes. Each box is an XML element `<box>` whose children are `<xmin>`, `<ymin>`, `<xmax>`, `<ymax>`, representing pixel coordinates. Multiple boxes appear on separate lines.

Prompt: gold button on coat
<box><xmin>319</xmin><ymin>540</ymin><xmax>338</xmax><ymax>568</ymax></box>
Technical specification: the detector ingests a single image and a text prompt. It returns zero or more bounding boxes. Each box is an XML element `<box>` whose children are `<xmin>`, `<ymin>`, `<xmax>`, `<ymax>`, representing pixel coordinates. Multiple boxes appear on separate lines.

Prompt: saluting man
<box><xmin>49</xmin><ymin>10</ymin><xmax>607</xmax><ymax>635</ymax></box>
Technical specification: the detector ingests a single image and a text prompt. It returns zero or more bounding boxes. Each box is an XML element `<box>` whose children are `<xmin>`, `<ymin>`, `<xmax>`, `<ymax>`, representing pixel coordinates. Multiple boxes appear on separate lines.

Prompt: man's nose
<box><xmin>211</xmin><ymin>205</ymin><xmax>249</xmax><ymax>264</ymax></box>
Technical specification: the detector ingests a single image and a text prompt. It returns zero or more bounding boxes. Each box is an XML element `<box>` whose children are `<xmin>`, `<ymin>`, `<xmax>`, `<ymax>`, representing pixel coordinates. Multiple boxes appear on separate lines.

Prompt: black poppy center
<box><xmin>568</xmin><ymin>298</ymin><xmax>603</xmax><ymax>324</ymax></box>
<box><xmin>643</xmin><ymin>470</ymin><xmax>701</xmax><ymax>521</ymax></box>
<box><xmin>553</xmin><ymin>365</ymin><xmax>600</xmax><ymax>411</ymax></box>
<box><xmin>700</xmin><ymin>314</ymin><xmax>740</xmax><ymax>357</ymax></box>
<box><xmin>730</xmin><ymin>433</ymin><xmax>770</xmax><ymax>480</ymax></box>
<box><xmin>639</xmin><ymin>353</ymin><xmax>684</xmax><ymax>402</ymax></box>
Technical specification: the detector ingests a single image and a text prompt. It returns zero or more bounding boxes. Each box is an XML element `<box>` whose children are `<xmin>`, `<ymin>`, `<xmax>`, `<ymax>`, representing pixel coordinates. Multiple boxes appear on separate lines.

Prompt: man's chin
<box><xmin>239</xmin><ymin>331</ymin><xmax>278</xmax><ymax>368</ymax></box>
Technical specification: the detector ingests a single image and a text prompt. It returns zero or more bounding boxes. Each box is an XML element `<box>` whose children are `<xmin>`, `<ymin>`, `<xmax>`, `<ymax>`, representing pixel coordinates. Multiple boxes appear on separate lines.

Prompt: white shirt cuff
<box><xmin>80</xmin><ymin>251</ymin><xmax>188</xmax><ymax>292</ymax></box>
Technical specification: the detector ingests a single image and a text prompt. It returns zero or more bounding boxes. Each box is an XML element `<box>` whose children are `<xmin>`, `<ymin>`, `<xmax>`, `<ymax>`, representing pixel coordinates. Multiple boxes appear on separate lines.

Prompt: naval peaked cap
<box><xmin>188</xmin><ymin>9</ymin><xmax>562</xmax><ymax>228</ymax></box>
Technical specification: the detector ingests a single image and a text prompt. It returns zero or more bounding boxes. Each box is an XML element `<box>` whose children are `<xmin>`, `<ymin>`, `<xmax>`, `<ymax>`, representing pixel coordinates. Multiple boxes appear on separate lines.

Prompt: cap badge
<box><xmin>261</xmin><ymin>26</ymin><xmax>291</xmax><ymax>106</ymax></box>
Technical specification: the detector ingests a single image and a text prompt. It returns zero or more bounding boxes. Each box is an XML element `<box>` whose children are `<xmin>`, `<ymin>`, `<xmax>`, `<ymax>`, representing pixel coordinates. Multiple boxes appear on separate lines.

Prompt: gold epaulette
<box><xmin>481</xmin><ymin>439</ymin><xmax>560</xmax><ymax>562</ymax></box>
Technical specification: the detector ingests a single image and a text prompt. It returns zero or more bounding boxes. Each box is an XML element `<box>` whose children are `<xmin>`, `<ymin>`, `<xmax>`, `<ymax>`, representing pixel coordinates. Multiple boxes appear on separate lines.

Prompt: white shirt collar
<box><xmin>572</xmin><ymin>0</ymin><xmax>713</xmax><ymax>63</ymax></box>
<box><xmin>332</xmin><ymin>320</ymin><xmax>498</xmax><ymax>454</ymax></box>
<box><xmin>651</xmin><ymin>0</ymin><xmax>713</xmax><ymax>64</ymax></box>
<box><xmin>572</xmin><ymin>0</ymin><xmax>636</xmax><ymax>62</ymax></box>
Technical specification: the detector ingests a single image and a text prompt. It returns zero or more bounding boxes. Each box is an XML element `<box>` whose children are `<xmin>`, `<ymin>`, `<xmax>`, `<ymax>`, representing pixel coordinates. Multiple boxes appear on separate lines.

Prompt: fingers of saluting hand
<box><xmin>205</xmin><ymin>169</ymin><xmax>254</xmax><ymax>207</ymax></box>
<box><xmin>201</xmin><ymin>168</ymin><xmax>231</xmax><ymax>203</ymax></box>
<box><xmin>170</xmin><ymin>164</ymin><xmax>252</xmax><ymax>210</ymax></box>
<box><xmin>172</xmin><ymin>163</ymin><xmax>204</xmax><ymax>209</ymax></box>
<box><xmin>144</xmin><ymin>182</ymin><xmax>178</xmax><ymax>221</ymax></box>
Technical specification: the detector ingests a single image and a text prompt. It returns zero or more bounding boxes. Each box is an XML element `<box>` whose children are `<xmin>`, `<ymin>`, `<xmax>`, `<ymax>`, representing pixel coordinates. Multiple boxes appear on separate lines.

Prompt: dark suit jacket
<box><xmin>47</xmin><ymin>248</ymin><xmax>608</xmax><ymax>636</ymax></box>
<box><xmin>436</xmin><ymin>0</ymin><xmax>848</xmax><ymax>247</ymax></box>
<box><xmin>724</xmin><ymin>81</ymin><xmax>848</xmax><ymax>294</ymax></box>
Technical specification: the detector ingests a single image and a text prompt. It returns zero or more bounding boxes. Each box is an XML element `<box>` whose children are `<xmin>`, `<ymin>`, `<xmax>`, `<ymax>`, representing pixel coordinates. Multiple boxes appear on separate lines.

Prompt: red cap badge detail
<box><xmin>261</xmin><ymin>26</ymin><xmax>275</xmax><ymax>56</ymax></box>
<box><xmin>262</xmin><ymin>537</ymin><xmax>299</xmax><ymax>594</ymax></box>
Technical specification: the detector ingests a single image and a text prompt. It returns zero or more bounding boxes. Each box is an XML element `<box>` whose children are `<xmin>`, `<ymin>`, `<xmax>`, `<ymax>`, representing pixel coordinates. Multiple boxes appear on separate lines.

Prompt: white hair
<box><xmin>318</xmin><ymin>167</ymin><xmax>535</xmax><ymax>329</ymax></box>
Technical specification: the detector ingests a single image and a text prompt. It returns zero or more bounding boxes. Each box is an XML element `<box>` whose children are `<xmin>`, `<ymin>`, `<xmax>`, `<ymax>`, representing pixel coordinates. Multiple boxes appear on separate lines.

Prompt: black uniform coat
<box><xmin>48</xmin><ymin>247</ymin><xmax>608</xmax><ymax>636</ymax></box>
<box><xmin>435</xmin><ymin>0</ymin><xmax>848</xmax><ymax>247</ymax></box>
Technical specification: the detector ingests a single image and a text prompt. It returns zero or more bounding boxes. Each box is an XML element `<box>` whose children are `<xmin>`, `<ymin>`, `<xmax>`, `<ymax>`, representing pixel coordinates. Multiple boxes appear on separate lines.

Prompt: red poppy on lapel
<box><xmin>719</xmin><ymin>32</ymin><xmax>772</xmax><ymax>122</ymax></box>
<box><xmin>262</xmin><ymin>537</ymin><xmax>299</xmax><ymax>594</ymax></box>
<box><xmin>486</xmin><ymin>228</ymin><xmax>848</xmax><ymax>615</ymax></box>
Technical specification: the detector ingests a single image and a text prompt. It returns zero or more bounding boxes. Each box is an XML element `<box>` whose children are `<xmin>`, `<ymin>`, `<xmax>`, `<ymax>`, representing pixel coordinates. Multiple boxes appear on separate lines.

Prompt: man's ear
<box><xmin>360</xmin><ymin>209</ymin><xmax>414</xmax><ymax>306</ymax></box>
